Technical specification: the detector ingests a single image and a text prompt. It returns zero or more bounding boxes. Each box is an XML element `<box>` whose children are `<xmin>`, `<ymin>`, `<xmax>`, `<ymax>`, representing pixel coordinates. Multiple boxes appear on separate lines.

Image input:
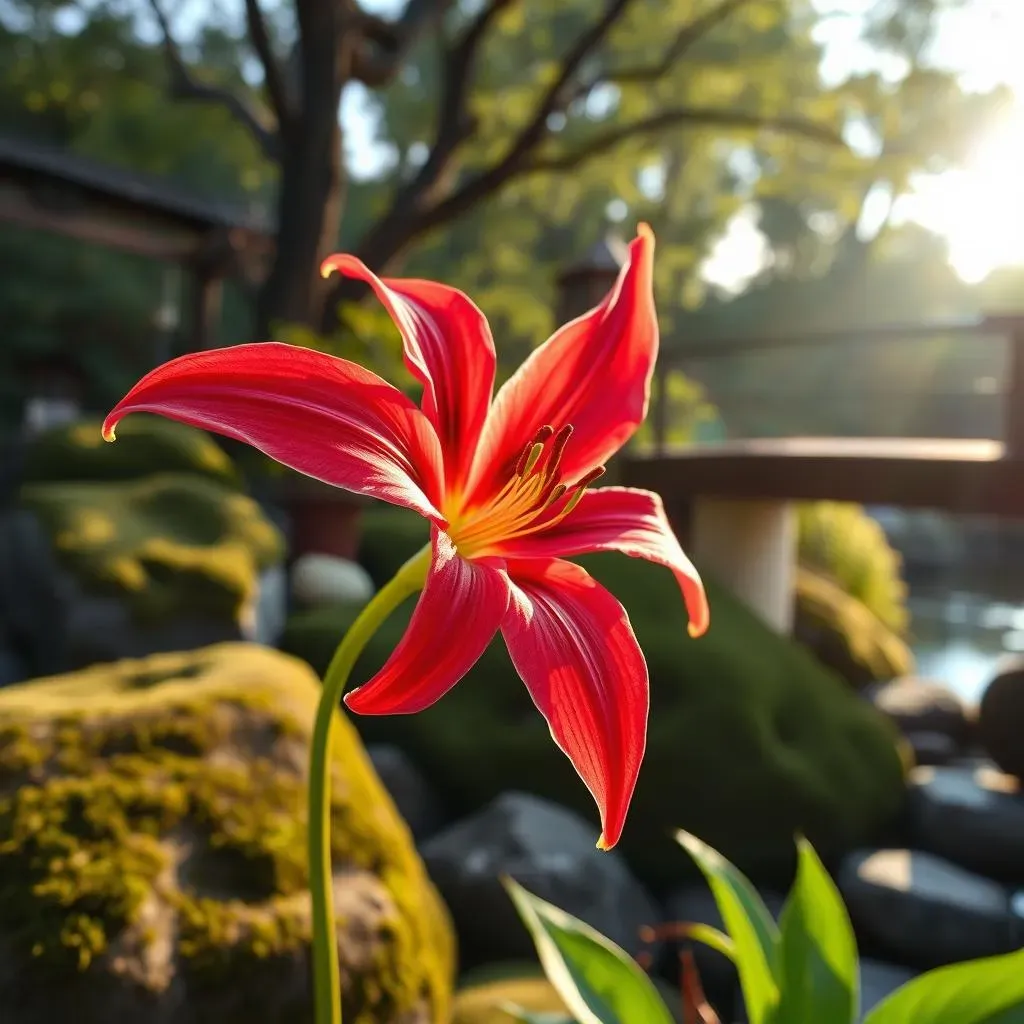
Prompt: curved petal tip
<box><xmin>101</xmin><ymin>418</ymin><xmax>117</xmax><ymax>442</ymax></box>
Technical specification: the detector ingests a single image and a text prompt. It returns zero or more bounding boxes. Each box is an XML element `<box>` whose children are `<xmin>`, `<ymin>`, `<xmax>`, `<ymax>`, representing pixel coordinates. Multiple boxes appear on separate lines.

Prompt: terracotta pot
<box><xmin>272</xmin><ymin>476</ymin><xmax>366</xmax><ymax>562</ymax></box>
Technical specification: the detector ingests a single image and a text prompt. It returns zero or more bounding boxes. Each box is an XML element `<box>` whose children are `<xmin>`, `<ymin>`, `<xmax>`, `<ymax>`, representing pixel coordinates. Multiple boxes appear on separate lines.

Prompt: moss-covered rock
<box><xmin>797</xmin><ymin>502</ymin><xmax>909</xmax><ymax>636</ymax></box>
<box><xmin>19</xmin><ymin>473</ymin><xmax>283</xmax><ymax>626</ymax></box>
<box><xmin>0</xmin><ymin>643</ymin><xmax>454</xmax><ymax>1024</ymax></box>
<box><xmin>284</xmin><ymin>508</ymin><xmax>907</xmax><ymax>890</ymax></box>
<box><xmin>453</xmin><ymin>975</ymin><xmax>569</xmax><ymax>1024</ymax></box>
<box><xmin>452</xmin><ymin>966</ymin><xmax>686</xmax><ymax>1023</ymax></box>
<box><xmin>21</xmin><ymin>415</ymin><xmax>242</xmax><ymax>489</ymax></box>
<box><xmin>793</xmin><ymin>568</ymin><xmax>915</xmax><ymax>688</ymax></box>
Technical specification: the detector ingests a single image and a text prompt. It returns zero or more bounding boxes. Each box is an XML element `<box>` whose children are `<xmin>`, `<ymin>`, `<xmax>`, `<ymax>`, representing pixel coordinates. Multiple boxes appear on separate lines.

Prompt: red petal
<box><xmin>502</xmin><ymin>557</ymin><xmax>649</xmax><ymax>849</ymax></box>
<box><xmin>467</xmin><ymin>225</ymin><xmax>657</xmax><ymax>503</ymax></box>
<box><xmin>321</xmin><ymin>254</ymin><xmax>496</xmax><ymax>494</ymax></box>
<box><xmin>344</xmin><ymin>529</ymin><xmax>509</xmax><ymax>714</ymax></box>
<box><xmin>498</xmin><ymin>487</ymin><xmax>709</xmax><ymax>638</ymax></box>
<box><xmin>102</xmin><ymin>343</ymin><xmax>446</xmax><ymax>522</ymax></box>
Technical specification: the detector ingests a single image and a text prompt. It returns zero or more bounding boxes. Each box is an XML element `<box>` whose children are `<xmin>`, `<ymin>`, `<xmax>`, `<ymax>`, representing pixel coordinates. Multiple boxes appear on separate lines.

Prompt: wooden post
<box><xmin>190</xmin><ymin>269</ymin><xmax>224</xmax><ymax>351</ymax></box>
<box><xmin>691</xmin><ymin>498</ymin><xmax>797</xmax><ymax>634</ymax></box>
<box><xmin>997</xmin><ymin>316</ymin><xmax>1024</xmax><ymax>460</ymax></box>
<box><xmin>189</xmin><ymin>228</ymin><xmax>234</xmax><ymax>352</ymax></box>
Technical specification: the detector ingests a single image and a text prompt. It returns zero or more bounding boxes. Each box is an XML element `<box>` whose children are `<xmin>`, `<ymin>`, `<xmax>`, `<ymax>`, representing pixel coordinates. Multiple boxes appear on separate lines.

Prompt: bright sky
<box><xmin>29</xmin><ymin>0</ymin><xmax>1024</xmax><ymax>289</ymax></box>
<box><xmin>707</xmin><ymin>0</ymin><xmax>1024</xmax><ymax>289</ymax></box>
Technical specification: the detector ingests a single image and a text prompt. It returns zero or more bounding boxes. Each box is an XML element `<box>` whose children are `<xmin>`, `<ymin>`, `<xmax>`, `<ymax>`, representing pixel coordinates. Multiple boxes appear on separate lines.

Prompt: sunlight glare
<box><xmin>898</xmin><ymin>107</ymin><xmax>1024</xmax><ymax>284</ymax></box>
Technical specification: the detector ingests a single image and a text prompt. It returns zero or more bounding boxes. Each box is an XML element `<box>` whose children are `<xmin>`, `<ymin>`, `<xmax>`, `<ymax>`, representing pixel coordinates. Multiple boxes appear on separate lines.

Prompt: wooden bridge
<box><xmin>622</xmin><ymin>315</ymin><xmax>1024</xmax><ymax>634</ymax></box>
<box><xmin>4</xmin><ymin>139</ymin><xmax>1023</xmax><ymax>633</ymax></box>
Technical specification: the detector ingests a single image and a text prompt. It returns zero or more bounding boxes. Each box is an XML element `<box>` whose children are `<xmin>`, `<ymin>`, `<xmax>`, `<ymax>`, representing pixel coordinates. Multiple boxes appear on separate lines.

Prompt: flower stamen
<box><xmin>449</xmin><ymin>426</ymin><xmax>606</xmax><ymax>557</ymax></box>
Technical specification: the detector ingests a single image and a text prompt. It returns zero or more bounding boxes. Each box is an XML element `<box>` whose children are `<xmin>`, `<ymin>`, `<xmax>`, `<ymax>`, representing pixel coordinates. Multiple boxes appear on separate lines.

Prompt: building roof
<box><xmin>0</xmin><ymin>133</ymin><xmax>271</xmax><ymax>234</ymax></box>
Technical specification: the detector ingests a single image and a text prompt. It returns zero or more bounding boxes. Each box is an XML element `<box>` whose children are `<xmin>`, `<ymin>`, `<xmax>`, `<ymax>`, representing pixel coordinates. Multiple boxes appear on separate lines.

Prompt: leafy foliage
<box><xmin>502</xmin><ymin>832</ymin><xmax>1024</xmax><ymax>1024</ymax></box>
<box><xmin>1</xmin><ymin>0</ymin><xmax>1012</xmax><ymax>436</ymax></box>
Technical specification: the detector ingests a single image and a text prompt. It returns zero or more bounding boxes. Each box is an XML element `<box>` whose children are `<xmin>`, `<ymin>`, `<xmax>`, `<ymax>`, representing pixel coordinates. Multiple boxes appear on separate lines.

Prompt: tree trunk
<box><xmin>255</xmin><ymin>117</ymin><xmax>345</xmax><ymax>338</ymax></box>
<box><xmin>255</xmin><ymin>0</ymin><xmax>350</xmax><ymax>340</ymax></box>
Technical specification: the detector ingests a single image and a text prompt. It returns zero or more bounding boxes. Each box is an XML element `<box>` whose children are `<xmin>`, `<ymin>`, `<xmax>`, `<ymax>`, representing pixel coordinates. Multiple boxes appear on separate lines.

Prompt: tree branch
<box><xmin>495</xmin><ymin>0</ymin><xmax>635</xmax><ymax>173</ymax></box>
<box><xmin>521</xmin><ymin>108</ymin><xmax>847</xmax><ymax>175</ymax></box>
<box><xmin>351</xmin><ymin>0</ymin><xmax>456</xmax><ymax>88</ymax></box>
<box><xmin>331</xmin><ymin>0</ymin><xmax>521</xmax><ymax>289</ymax></box>
<box><xmin>581</xmin><ymin>0</ymin><xmax>761</xmax><ymax>94</ymax></box>
<box><xmin>410</xmin><ymin>0</ymin><xmax>519</xmax><ymax>196</ymax></box>
<box><xmin>393</xmin><ymin>0</ymin><xmax>635</xmax><ymax>225</ymax></box>
<box><xmin>243</xmin><ymin>0</ymin><xmax>292</xmax><ymax>130</ymax></box>
<box><xmin>146</xmin><ymin>0</ymin><xmax>280</xmax><ymax>161</ymax></box>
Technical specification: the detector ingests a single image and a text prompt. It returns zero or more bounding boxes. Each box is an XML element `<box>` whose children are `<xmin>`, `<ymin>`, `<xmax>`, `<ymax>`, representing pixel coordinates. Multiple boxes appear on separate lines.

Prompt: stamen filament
<box><xmin>448</xmin><ymin>424</ymin><xmax>606</xmax><ymax>557</ymax></box>
<box><xmin>518</xmin><ymin>442</ymin><xmax>545</xmax><ymax>478</ymax></box>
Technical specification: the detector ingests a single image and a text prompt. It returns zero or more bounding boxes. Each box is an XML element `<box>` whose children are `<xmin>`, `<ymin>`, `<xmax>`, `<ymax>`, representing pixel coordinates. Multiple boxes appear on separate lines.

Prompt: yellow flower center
<box><xmin>446</xmin><ymin>424</ymin><xmax>604</xmax><ymax>559</ymax></box>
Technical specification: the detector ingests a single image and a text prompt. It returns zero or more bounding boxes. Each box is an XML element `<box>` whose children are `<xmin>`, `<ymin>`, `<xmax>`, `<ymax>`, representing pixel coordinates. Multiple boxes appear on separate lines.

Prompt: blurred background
<box><xmin>2</xmin><ymin>1</ymin><xmax>1024</xmax><ymax>1022</ymax></box>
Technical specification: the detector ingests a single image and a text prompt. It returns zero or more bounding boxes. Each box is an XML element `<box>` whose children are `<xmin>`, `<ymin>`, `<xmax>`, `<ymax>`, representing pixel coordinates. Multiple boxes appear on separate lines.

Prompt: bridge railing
<box><xmin>650</xmin><ymin>314</ymin><xmax>1024</xmax><ymax>459</ymax></box>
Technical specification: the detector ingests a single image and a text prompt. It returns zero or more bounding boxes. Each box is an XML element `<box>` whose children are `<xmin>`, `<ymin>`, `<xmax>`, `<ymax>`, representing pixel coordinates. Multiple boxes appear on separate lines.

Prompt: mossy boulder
<box><xmin>20</xmin><ymin>473</ymin><xmax>283</xmax><ymax>625</ymax></box>
<box><xmin>1</xmin><ymin>414</ymin><xmax>286</xmax><ymax>676</ymax></box>
<box><xmin>21</xmin><ymin>415</ymin><xmax>242</xmax><ymax>489</ymax></box>
<box><xmin>795</xmin><ymin>502</ymin><xmax>914</xmax><ymax>686</ymax></box>
<box><xmin>0</xmin><ymin>474</ymin><xmax>284</xmax><ymax>675</ymax></box>
<box><xmin>453</xmin><ymin>975</ymin><xmax>569</xmax><ymax>1024</ymax></box>
<box><xmin>0</xmin><ymin>643</ymin><xmax>454</xmax><ymax>1024</ymax></box>
<box><xmin>452</xmin><ymin>965</ymin><xmax>685</xmax><ymax>1023</ymax></box>
<box><xmin>793</xmin><ymin>568</ymin><xmax>915</xmax><ymax>688</ymax></box>
<box><xmin>283</xmin><ymin>508</ymin><xmax>907</xmax><ymax>890</ymax></box>
<box><xmin>797</xmin><ymin>502</ymin><xmax>909</xmax><ymax>636</ymax></box>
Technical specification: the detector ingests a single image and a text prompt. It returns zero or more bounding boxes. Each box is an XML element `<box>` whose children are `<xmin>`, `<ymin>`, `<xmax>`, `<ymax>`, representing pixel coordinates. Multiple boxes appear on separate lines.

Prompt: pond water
<box><xmin>908</xmin><ymin>574</ymin><xmax>1024</xmax><ymax>705</ymax></box>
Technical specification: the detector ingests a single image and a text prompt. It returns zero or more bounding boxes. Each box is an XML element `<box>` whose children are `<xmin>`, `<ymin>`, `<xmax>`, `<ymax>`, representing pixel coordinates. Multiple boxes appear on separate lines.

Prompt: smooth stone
<box><xmin>905</xmin><ymin>730</ymin><xmax>959</xmax><ymax>766</ymax></box>
<box><xmin>906</xmin><ymin>765</ymin><xmax>1024</xmax><ymax>882</ymax></box>
<box><xmin>368</xmin><ymin>744</ymin><xmax>447</xmax><ymax>842</ymax></box>
<box><xmin>290</xmin><ymin>553</ymin><xmax>375</xmax><ymax>606</ymax></box>
<box><xmin>979</xmin><ymin>660</ymin><xmax>1024</xmax><ymax>780</ymax></box>
<box><xmin>868</xmin><ymin>677</ymin><xmax>969</xmax><ymax>745</ymax></box>
<box><xmin>421</xmin><ymin>791</ymin><xmax>662</xmax><ymax>972</ymax></box>
<box><xmin>839</xmin><ymin>848</ymin><xmax>1021</xmax><ymax>967</ymax></box>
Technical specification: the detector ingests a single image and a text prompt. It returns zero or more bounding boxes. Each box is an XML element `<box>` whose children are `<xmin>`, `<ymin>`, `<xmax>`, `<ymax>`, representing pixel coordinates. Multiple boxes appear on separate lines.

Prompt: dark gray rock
<box><xmin>979</xmin><ymin>659</ymin><xmax>1024</xmax><ymax>780</ymax></box>
<box><xmin>839</xmin><ymin>848</ymin><xmax>1022</xmax><ymax>967</ymax></box>
<box><xmin>421</xmin><ymin>791</ymin><xmax>661</xmax><ymax>972</ymax></box>
<box><xmin>858</xmin><ymin>958</ymin><xmax>919</xmax><ymax>1018</ymax></box>
<box><xmin>0</xmin><ymin>645</ymin><xmax>27</xmax><ymax>688</ymax></box>
<box><xmin>906</xmin><ymin>764</ymin><xmax>1024</xmax><ymax>882</ymax></box>
<box><xmin>664</xmin><ymin>883</ymin><xmax>784</xmax><ymax>1011</ymax></box>
<box><xmin>905</xmin><ymin>730</ymin><xmax>959</xmax><ymax>766</ymax></box>
<box><xmin>368</xmin><ymin>744</ymin><xmax>446</xmax><ymax>842</ymax></box>
<box><xmin>868</xmin><ymin>678</ymin><xmax>969</xmax><ymax>747</ymax></box>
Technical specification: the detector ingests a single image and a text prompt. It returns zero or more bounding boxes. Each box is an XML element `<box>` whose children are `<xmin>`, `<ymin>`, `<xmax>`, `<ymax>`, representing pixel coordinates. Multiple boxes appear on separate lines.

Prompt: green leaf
<box><xmin>675</xmin><ymin>830</ymin><xmax>780</xmax><ymax>1024</ymax></box>
<box><xmin>863</xmin><ymin>950</ymin><xmax>1024</xmax><ymax>1024</ymax></box>
<box><xmin>773</xmin><ymin>837</ymin><xmax>859</xmax><ymax>1024</ymax></box>
<box><xmin>502</xmin><ymin>876</ymin><xmax>675</xmax><ymax>1024</ymax></box>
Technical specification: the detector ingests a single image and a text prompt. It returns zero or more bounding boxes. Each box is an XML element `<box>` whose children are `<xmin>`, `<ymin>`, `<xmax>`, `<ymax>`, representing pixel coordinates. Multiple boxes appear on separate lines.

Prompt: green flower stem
<box><xmin>308</xmin><ymin>544</ymin><xmax>432</xmax><ymax>1024</ymax></box>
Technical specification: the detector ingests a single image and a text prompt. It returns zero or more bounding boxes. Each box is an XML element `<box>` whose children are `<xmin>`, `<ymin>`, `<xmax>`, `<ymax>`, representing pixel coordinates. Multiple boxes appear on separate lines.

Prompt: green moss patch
<box><xmin>797</xmin><ymin>502</ymin><xmax>909</xmax><ymax>636</ymax></box>
<box><xmin>453</xmin><ymin>975</ymin><xmax>569</xmax><ymax>1023</ymax></box>
<box><xmin>285</xmin><ymin>507</ymin><xmax>907</xmax><ymax>890</ymax></box>
<box><xmin>22</xmin><ymin>415</ymin><xmax>242</xmax><ymax>489</ymax></box>
<box><xmin>19</xmin><ymin>473</ymin><xmax>283</xmax><ymax>624</ymax></box>
<box><xmin>795</xmin><ymin>568</ymin><xmax>914</xmax><ymax>687</ymax></box>
<box><xmin>0</xmin><ymin>644</ymin><xmax>454</xmax><ymax>1023</ymax></box>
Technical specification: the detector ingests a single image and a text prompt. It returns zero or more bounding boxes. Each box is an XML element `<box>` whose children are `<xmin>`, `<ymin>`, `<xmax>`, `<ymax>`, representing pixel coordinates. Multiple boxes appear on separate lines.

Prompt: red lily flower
<box><xmin>102</xmin><ymin>224</ymin><xmax>707</xmax><ymax>849</ymax></box>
